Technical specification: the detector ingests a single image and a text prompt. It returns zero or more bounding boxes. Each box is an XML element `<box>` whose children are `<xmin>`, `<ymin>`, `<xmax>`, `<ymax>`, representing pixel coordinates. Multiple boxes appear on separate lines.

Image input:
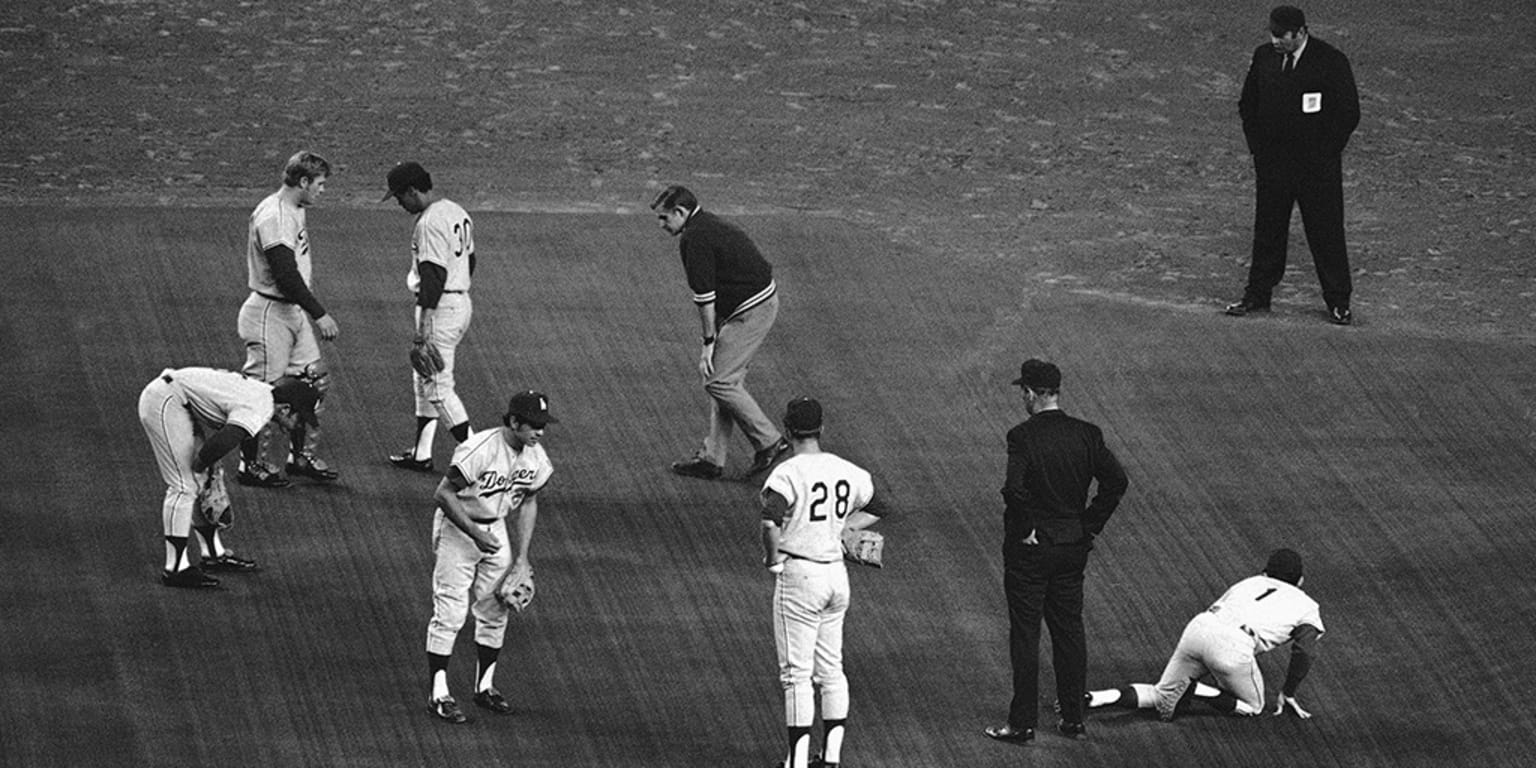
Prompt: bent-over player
<box><xmin>425</xmin><ymin>391</ymin><xmax>556</xmax><ymax>724</ymax></box>
<box><xmin>236</xmin><ymin>150</ymin><xmax>341</xmax><ymax>487</ymax></box>
<box><xmin>382</xmin><ymin>161</ymin><xmax>478</xmax><ymax>472</ymax></box>
<box><xmin>760</xmin><ymin>397</ymin><xmax>885</xmax><ymax>768</ymax></box>
<box><xmin>138</xmin><ymin>367</ymin><xmax>320</xmax><ymax>588</ymax></box>
<box><xmin>1085</xmin><ymin>549</ymin><xmax>1324</xmax><ymax>720</ymax></box>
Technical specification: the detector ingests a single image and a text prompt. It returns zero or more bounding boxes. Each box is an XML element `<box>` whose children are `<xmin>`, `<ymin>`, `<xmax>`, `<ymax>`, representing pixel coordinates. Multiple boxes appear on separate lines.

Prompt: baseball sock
<box><xmin>192</xmin><ymin>524</ymin><xmax>225</xmax><ymax>559</ymax></box>
<box><xmin>165</xmin><ymin>536</ymin><xmax>191</xmax><ymax>571</ymax></box>
<box><xmin>784</xmin><ymin>727</ymin><xmax>811</xmax><ymax>768</ymax></box>
<box><xmin>414</xmin><ymin>417</ymin><xmax>438</xmax><ymax>460</ymax></box>
<box><xmin>449</xmin><ymin>421</ymin><xmax>471</xmax><ymax>443</ymax></box>
<box><xmin>822</xmin><ymin>718</ymin><xmax>845</xmax><ymax>765</ymax></box>
<box><xmin>475</xmin><ymin>644</ymin><xmax>499</xmax><ymax>692</ymax></box>
<box><xmin>1088</xmin><ymin>686</ymin><xmax>1143</xmax><ymax>708</ymax></box>
<box><xmin>428</xmin><ymin>653</ymin><xmax>451</xmax><ymax>700</ymax></box>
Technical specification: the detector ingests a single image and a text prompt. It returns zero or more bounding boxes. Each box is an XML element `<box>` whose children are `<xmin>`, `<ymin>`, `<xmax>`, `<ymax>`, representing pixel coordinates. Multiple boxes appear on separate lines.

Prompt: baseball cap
<box><xmin>1269</xmin><ymin>5</ymin><xmax>1306</xmax><ymax>32</ymax></box>
<box><xmin>381</xmin><ymin>161</ymin><xmax>432</xmax><ymax>202</ymax></box>
<box><xmin>783</xmin><ymin>396</ymin><xmax>823</xmax><ymax>435</ymax></box>
<box><xmin>1011</xmin><ymin>358</ymin><xmax>1062</xmax><ymax>390</ymax></box>
<box><xmin>270</xmin><ymin>376</ymin><xmax>320</xmax><ymax>426</ymax></box>
<box><xmin>1264</xmin><ymin>548</ymin><xmax>1304</xmax><ymax>584</ymax></box>
<box><xmin>505</xmin><ymin>390</ymin><xmax>557</xmax><ymax>428</ymax></box>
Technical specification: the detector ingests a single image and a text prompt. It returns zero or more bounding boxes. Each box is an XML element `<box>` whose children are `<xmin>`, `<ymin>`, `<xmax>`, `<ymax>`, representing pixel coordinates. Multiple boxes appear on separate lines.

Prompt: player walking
<box><xmin>137</xmin><ymin>367</ymin><xmax>320</xmax><ymax>588</ymax></box>
<box><xmin>236</xmin><ymin>150</ymin><xmax>340</xmax><ymax>488</ymax></box>
<box><xmin>760</xmin><ymin>397</ymin><xmax>885</xmax><ymax>768</ymax></box>
<box><xmin>381</xmin><ymin>162</ymin><xmax>477</xmax><ymax>472</ymax></box>
<box><xmin>424</xmin><ymin>391</ymin><xmax>556</xmax><ymax>724</ymax></box>
<box><xmin>1085</xmin><ymin>549</ymin><xmax>1324</xmax><ymax>720</ymax></box>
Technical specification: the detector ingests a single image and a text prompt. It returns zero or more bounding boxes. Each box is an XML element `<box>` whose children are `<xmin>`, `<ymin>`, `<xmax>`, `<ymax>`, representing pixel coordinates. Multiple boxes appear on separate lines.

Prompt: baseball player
<box><xmin>137</xmin><ymin>367</ymin><xmax>320</xmax><ymax>588</ymax></box>
<box><xmin>1085</xmin><ymin>549</ymin><xmax>1324</xmax><ymax>720</ymax></box>
<box><xmin>236</xmin><ymin>150</ymin><xmax>340</xmax><ymax>488</ymax></box>
<box><xmin>760</xmin><ymin>397</ymin><xmax>885</xmax><ymax>768</ymax></box>
<box><xmin>425</xmin><ymin>390</ymin><xmax>556</xmax><ymax>724</ymax></box>
<box><xmin>381</xmin><ymin>162</ymin><xmax>476</xmax><ymax>472</ymax></box>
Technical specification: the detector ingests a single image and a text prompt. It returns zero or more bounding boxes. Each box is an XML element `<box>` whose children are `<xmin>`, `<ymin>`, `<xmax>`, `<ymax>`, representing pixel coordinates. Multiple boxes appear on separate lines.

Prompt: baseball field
<box><xmin>2</xmin><ymin>1</ymin><xmax>1533</xmax><ymax>767</ymax></box>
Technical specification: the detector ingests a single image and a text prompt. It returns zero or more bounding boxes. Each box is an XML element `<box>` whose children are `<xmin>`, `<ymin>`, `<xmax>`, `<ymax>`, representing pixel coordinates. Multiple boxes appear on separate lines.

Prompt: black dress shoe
<box><xmin>1329</xmin><ymin>306</ymin><xmax>1353</xmax><ymax>325</ymax></box>
<box><xmin>1224</xmin><ymin>298</ymin><xmax>1271</xmax><ymax>317</ymax></box>
<box><xmin>1057</xmin><ymin>720</ymin><xmax>1087</xmax><ymax>740</ymax></box>
<box><xmin>744</xmin><ymin>438</ymin><xmax>790</xmax><ymax>476</ymax></box>
<box><xmin>162</xmin><ymin>567</ymin><xmax>221</xmax><ymax>589</ymax></box>
<box><xmin>984</xmin><ymin>724</ymin><xmax>1035</xmax><ymax>743</ymax></box>
<box><xmin>671</xmin><ymin>456</ymin><xmax>723</xmax><ymax>479</ymax></box>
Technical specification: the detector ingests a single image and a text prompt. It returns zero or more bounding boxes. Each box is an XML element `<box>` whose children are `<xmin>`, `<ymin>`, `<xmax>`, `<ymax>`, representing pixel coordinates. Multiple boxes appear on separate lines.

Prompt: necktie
<box><xmin>1283</xmin><ymin>52</ymin><xmax>1294</xmax><ymax>73</ymax></box>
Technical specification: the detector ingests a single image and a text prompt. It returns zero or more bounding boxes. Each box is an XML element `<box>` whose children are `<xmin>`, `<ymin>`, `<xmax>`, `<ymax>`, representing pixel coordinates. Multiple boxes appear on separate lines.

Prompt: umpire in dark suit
<box><xmin>1226</xmin><ymin>6</ymin><xmax>1361</xmax><ymax>325</ymax></box>
<box><xmin>985</xmin><ymin>359</ymin><xmax>1128</xmax><ymax>744</ymax></box>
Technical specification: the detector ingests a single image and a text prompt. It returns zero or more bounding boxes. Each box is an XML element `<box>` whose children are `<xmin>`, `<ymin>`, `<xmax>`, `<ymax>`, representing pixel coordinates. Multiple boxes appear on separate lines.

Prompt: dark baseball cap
<box><xmin>1011</xmin><ymin>358</ymin><xmax>1062</xmax><ymax>390</ymax></box>
<box><xmin>506</xmin><ymin>390</ymin><xmax>557</xmax><ymax>428</ymax></box>
<box><xmin>381</xmin><ymin>161</ymin><xmax>432</xmax><ymax>202</ymax></box>
<box><xmin>783</xmin><ymin>396</ymin><xmax>823</xmax><ymax>435</ymax></box>
<box><xmin>1269</xmin><ymin>5</ymin><xmax>1306</xmax><ymax>32</ymax></box>
<box><xmin>1264</xmin><ymin>548</ymin><xmax>1304</xmax><ymax>584</ymax></box>
<box><xmin>270</xmin><ymin>376</ymin><xmax>320</xmax><ymax>426</ymax></box>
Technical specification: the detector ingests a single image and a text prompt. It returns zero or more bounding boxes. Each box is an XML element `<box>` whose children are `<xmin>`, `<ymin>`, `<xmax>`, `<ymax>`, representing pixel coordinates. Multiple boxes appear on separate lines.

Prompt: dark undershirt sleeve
<box><xmin>193</xmin><ymin>424</ymin><xmax>253</xmax><ymax>473</ymax></box>
<box><xmin>417</xmin><ymin>261</ymin><xmax>447</xmax><ymax>309</ymax></box>
<box><xmin>265</xmin><ymin>245</ymin><xmax>327</xmax><ymax>319</ymax></box>
<box><xmin>1281</xmin><ymin>623</ymin><xmax>1322</xmax><ymax>696</ymax></box>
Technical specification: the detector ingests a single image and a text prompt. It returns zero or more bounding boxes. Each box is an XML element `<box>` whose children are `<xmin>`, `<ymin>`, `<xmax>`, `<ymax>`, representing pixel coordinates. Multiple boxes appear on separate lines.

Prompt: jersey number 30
<box><xmin>808</xmin><ymin>480</ymin><xmax>853</xmax><ymax>522</ymax></box>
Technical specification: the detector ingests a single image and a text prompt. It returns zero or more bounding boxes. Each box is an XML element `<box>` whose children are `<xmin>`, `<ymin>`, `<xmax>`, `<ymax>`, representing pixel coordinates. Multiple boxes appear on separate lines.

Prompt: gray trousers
<box><xmin>699</xmin><ymin>293</ymin><xmax>781</xmax><ymax>464</ymax></box>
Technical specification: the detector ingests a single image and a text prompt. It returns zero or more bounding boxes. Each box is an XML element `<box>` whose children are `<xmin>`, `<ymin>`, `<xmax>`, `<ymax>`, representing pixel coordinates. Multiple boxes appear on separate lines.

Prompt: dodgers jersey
<box><xmin>247</xmin><ymin>190</ymin><xmax>312</xmax><ymax>295</ymax></box>
<box><xmin>763</xmin><ymin>452</ymin><xmax>874</xmax><ymax>563</ymax></box>
<box><xmin>161</xmin><ymin>367</ymin><xmax>275</xmax><ymax>438</ymax></box>
<box><xmin>1206</xmin><ymin>574</ymin><xmax>1325</xmax><ymax>653</ymax></box>
<box><xmin>447</xmin><ymin>427</ymin><xmax>553</xmax><ymax>522</ymax></box>
<box><xmin>406</xmin><ymin>199</ymin><xmax>474</xmax><ymax>294</ymax></box>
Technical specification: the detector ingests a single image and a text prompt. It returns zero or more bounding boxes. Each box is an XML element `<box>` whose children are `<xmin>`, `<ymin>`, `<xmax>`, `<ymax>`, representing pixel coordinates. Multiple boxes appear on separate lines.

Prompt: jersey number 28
<box><xmin>808</xmin><ymin>480</ymin><xmax>853</xmax><ymax>521</ymax></box>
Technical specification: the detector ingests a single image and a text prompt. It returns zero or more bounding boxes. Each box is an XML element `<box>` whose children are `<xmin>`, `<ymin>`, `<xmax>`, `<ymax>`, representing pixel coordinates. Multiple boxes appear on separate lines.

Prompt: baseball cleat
<box><xmin>1223</xmin><ymin>298</ymin><xmax>1271</xmax><ymax>317</ymax></box>
<box><xmin>1329</xmin><ymin>305</ymin><xmax>1353</xmax><ymax>326</ymax></box>
<box><xmin>983</xmin><ymin>724</ymin><xmax>1035</xmax><ymax>744</ymax></box>
<box><xmin>202</xmin><ymin>552</ymin><xmax>260</xmax><ymax>572</ymax></box>
<box><xmin>473</xmin><ymin>688</ymin><xmax>513</xmax><ymax>715</ymax></box>
<box><xmin>237</xmin><ymin>463</ymin><xmax>291</xmax><ymax>488</ymax></box>
<box><xmin>670</xmin><ymin>456</ymin><xmax>723</xmax><ymax>479</ymax></box>
<box><xmin>744</xmin><ymin>438</ymin><xmax>790</xmax><ymax>477</ymax></box>
<box><xmin>1057</xmin><ymin>720</ymin><xmax>1087</xmax><ymax>740</ymax></box>
<box><xmin>162</xmin><ymin>567</ymin><xmax>221</xmax><ymax>589</ymax></box>
<box><xmin>429</xmin><ymin>696</ymin><xmax>468</xmax><ymax>724</ymax></box>
<box><xmin>388</xmin><ymin>451</ymin><xmax>435</xmax><ymax>473</ymax></box>
<box><xmin>287</xmin><ymin>453</ymin><xmax>339</xmax><ymax>481</ymax></box>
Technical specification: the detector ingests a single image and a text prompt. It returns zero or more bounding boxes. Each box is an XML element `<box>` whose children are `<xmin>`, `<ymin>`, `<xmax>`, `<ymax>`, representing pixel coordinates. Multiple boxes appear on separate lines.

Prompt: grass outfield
<box><xmin>1</xmin><ymin>207</ymin><xmax>1533</xmax><ymax>767</ymax></box>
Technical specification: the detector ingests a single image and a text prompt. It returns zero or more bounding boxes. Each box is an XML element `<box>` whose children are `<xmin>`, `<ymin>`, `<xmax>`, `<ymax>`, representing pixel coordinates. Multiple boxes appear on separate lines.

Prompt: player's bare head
<box><xmin>650</xmin><ymin>184</ymin><xmax>698</xmax><ymax>214</ymax></box>
<box><xmin>1268</xmin><ymin>5</ymin><xmax>1307</xmax><ymax>39</ymax></box>
<box><xmin>783</xmin><ymin>396</ymin><xmax>823</xmax><ymax>439</ymax></box>
<box><xmin>1264</xmin><ymin>548</ymin><xmax>1304</xmax><ymax>585</ymax></box>
<box><xmin>283</xmin><ymin>151</ymin><xmax>331</xmax><ymax>187</ymax></box>
<box><xmin>1011</xmin><ymin>358</ymin><xmax>1062</xmax><ymax>396</ymax></box>
<box><xmin>382</xmin><ymin>161</ymin><xmax>433</xmax><ymax>203</ymax></box>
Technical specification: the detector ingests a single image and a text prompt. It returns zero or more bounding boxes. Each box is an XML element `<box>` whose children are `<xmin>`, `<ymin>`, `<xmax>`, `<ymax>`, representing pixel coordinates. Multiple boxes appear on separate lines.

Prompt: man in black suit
<box><xmin>985</xmin><ymin>359</ymin><xmax>1129</xmax><ymax>745</ymax></box>
<box><xmin>1225</xmin><ymin>6</ymin><xmax>1361</xmax><ymax>325</ymax></box>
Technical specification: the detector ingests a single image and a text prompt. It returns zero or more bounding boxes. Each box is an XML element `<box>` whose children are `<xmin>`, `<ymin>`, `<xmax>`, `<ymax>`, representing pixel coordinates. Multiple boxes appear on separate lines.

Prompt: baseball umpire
<box><xmin>137</xmin><ymin>367</ymin><xmax>320</xmax><ymax>588</ymax></box>
<box><xmin>424</xmin><ymin>390</ymin><xmax>556</xmax><ymax>723</ymax></box>
<box><xmin>381</xmin><ymin>161</ymin><xmax>477</xmax><ymax>472</ymax></box>
<box><xmin>1085</xmin><ymin>549</ymin><xmax>1324</xmax><ymax>720</ymax></box>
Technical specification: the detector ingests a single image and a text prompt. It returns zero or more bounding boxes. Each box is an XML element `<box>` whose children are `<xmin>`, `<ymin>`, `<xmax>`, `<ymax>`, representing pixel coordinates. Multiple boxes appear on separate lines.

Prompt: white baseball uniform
<box><xmin>762</xmin><ymin>452</ymin><xmax>875</xmax><ymax>731</ymax></box>
<box><xmin>426</xmin><ymin>427</ymin><xmax>553</xmax><ymax>656</ymax></box>
<box><xmin>138</xmin><ymin>368</ymin><xmax>273</xmax><ymax>538</ymax></box>
<box><xmin>408</xmin><ymin>198</ymin><xmax>474</xmax><ymax>428</ymax></box>
<box><xmin>1152</xmin><ymin>574</ymin><xmax>1325</xmax><ymax>714</ymax></box>
<box><xmin>239</xmin><ymin>189</ymin><xmax>321</xmax><ymax>382</ymax></box>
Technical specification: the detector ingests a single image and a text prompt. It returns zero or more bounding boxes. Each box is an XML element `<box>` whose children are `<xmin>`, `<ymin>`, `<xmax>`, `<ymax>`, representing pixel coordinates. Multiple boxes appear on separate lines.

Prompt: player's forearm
<box><xmin>513</xmin><ymin>499</ymin><xmax>538</xmax><ymax>563</ymax></box>
<box><xmin>695</xmin><ymin>302</ymin><xmax>717</xmax><ymax>337</ymax></box>
<box><xmin>760</xmin><ymin>521</ymin><xmax>782</xmax><ymax>564</ymax></box>
<box><xmin>415</xmin><ymin>308</ymin><xmax>436</xmax><ymax>342</ymax></box>
<box><xmin>845</xmin><ymin>510</ymin><xmax>880</xmax><ymax>532</ymax></box>
<box><xmin>193</xmin><ymin>425</ymin><xmax>250</xmax><ymax>472</ymax></box>
<box><xmin>1281</xmin><ymin>648</ymin><xmax>1312</xmax><ymax>696</ymax></box>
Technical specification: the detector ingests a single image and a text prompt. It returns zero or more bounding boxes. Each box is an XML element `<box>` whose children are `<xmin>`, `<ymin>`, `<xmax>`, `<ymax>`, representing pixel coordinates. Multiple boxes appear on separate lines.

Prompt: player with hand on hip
<box><xmin>138</xmin><ymin>367</ymin><xmax>320</xmax><ymax>588</ymax></box>
<box><xmin>381</xmin><ymin>162</ymin><xmax>477</xmax><ymax>472</ymax></box>
<box><xmin>424</xmin><ymin>391</ymin><xmax>556</xmax><ymax>724</ymax></box>
<box><xmin>1084</xmin><ymin>549</ymin><xmax>1324</xmax><ymax>721</ymax></box>
<box><xmin>760</xmin><ymin>397</ymin><xmax>886</xmax><ymax>768</ymax></box>
<box><xmin>236</xmin><ymin>150</ymin><xmax>341</xmax><ymax>487</ymax></box>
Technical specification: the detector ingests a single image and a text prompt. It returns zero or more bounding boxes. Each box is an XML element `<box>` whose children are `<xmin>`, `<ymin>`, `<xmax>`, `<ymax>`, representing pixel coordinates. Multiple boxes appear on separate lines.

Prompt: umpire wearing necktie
<box><xmin>1226</xmin><ymin>6</ymin><xmax>1361</xmax><ymax>325</ymax></box>
<box><xmin>985</xmin><ymin>359</ymin><xmax>1128</xmax><ymax>745</ymax></box>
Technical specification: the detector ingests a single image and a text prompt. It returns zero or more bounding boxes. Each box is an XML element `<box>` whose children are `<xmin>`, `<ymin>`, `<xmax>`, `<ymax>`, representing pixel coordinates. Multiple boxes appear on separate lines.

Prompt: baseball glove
<box><xmin>841</xmin><ymin>528</ymin><xmax>885</xmax><ymax>568</ymax></box>
<box><xmin>409</xmin><ymin>341</ymin><xmax>445</xmax><ymax>378</ymax></box>
<box><xmin>497</xmin><ymin>561</ymin><xmax>535</xmax><ymax>612</ymax></box>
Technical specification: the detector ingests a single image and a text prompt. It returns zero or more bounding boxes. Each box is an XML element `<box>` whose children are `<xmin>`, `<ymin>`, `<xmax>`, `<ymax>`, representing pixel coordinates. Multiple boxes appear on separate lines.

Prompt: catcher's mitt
<box><xmin>409</xmin><ymin>341</ymin><xmax>445</xmax><ymax>378</ymax></box>
<box><xmin>841</xmin><ymin>528</ymin><xmax>885</xmax><ymax>568</ymax></box>
<box><xmin>497</xmin><ymin>561</ymin><xmax>535</xmax><ymax>612</ymax></box>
